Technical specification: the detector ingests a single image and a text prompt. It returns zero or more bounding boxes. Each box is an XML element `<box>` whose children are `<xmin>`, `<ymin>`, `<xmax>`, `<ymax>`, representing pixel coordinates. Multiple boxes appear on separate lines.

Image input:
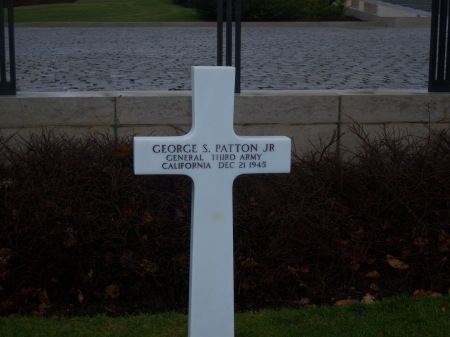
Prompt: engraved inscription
<box><xmin>151</xmin><ymin>142</ymin><xmax>277</xmax><ymax>170</ymax></box>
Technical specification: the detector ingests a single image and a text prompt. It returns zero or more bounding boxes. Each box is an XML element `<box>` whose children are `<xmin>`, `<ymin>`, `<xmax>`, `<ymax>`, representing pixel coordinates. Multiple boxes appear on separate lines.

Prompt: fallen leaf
<box><xmin>239</xmin><ymin>280</ymin><xmax>251</xmax><ymax>292</ymax></box>
<box><xmin>349</xmin><ymin>263</ymin><xmax>360</xmax><ymax>271</ymax></box>
<box><xmin>113</xmin><ymin>146</ymin><xmax>132</xmax><ymax>158</ymax></box>
<box><xmin>287</xmin><ymin>265</ymin><xmax>299</xmax><ymax>274</ymax></box>
<box><xmin>369</xmin><ymin>283</ymin><xmax>379</xmax><ymax>290</ymax></box>
<box><xmin>241</xmin><ymin>257</ymin><xmax>258</xmax><ymax>268</ymax></box>
<box><xmin>298</xmin><ymin>298</ymin><xmax>310</xmax><ymax>306</ymax></box>
<box><xmin>364</xmin><ymin>271</ymin><xmax>381</xmax><ymax>279</ymax></box>
<box><xmin>386</xmin><ymin>255</ymin><xmax>409</xmax><ymax>270</ymax></box>
<box><xmin>413</xmin><ymin>237</ymin><xmax>429</xmax><ymax>247</ymax></box>
<box><xmin>175</xmin><ymin>208</ymin><xmax>184</xmax><ymax>219</ymax></box>
<box><xmin>138</xmin><ymin>259</ymin><xmax>159</xmax><ymax>273</ymax></box>
<box><xmin>413</xmin><ymin>289</ymin><xmax>427</xmax><ymax>298</ymax></box>
<box><xmin>429</xmin><ymin>292</ymin><xmax>443</xmax><ymax>297</ymax></box>
<box><xmin>413</xmin><ymin>289</ymin><xmax>442</xmax><ymax>298</ymax></box>
<box><xmin>105</xmin><ymin>284</ymin><xmax>120</xmax><ymax>299</ymax></box>
<box><xmin>361</xmin><ymin>293</ymin><xmax>375</xmax><ymax>304</ymax></box>
<box><xmin>334</xmin><ymin>299</ymin><xmax>359</xmax><ymax>307</ymax></box>
<box><xmin>0</xmin><ymin>248</ymin><xmax>12</xmax><ymax>265</ymax></box>
<box><xmin>0</xmin><ymin>179</ymin><xmax>14</xmax><ymax>188</ymax></box>
<box><xmin>143</xmin><ymin>211</ymin><xmax>154</xmax><ymax>223</ymax></box>
<box><xmin>78</xmin><ymin>290</ymin><xmax>84</xmax><ymax>304</ymax></box>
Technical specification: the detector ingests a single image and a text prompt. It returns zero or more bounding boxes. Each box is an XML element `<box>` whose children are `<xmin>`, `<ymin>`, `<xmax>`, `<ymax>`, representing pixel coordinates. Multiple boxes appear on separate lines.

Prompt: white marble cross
<box><xmin>134</xmin><ymin>66</ymin><xmax>291</xmax><ymax>337</ymax></box>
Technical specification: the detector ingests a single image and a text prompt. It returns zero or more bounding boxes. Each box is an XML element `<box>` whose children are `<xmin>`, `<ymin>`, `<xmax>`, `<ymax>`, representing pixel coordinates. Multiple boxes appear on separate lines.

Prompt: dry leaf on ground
<box><xmin>386</xmin><ymin>255</ymin><xmax>409</xmax><ymax>269</ymax></box>
<box><xmin>413</xmin><ymin>289</ymin><xmax>443</xmax><ymax>298</ymax></box>
<box><xmin>78</xmin><ymin>290</ymin><xmax>84</xmax><ymax>304</ymax></box>
<box><xmin>113</xmin><ymin>145</ymin><xmax>132</xmax><ymax>158</ymax></box>
<box><xmin>369</xmin><ymin>283</ymin><xmax>379</xmax><ymax>290</ymax></box>
<box><xmin>361</xmin><ymin>293</ymin><xmax>375</xmax><ymax>304</ymax></box>
<box><xmin>413</xmin><ymin>289</ymin><xmax>427</xmax><ymax>298</ymax></box>
<box><xmin>334</xmin><ymin>299</ymin><xmax>359</xmax><ymax>306</ymax></box>
<box><xmin>364</xmin><ymin>271</ymin><xmax>381</xmax><ymax>279</ymax></box>
<box><xmin>138</xmin><ymin>259</ymin><xmax>159</xmax><ymax>274</ymax></box>
<box><xmin>429</xmin><ymin>292</ymin><xmax>443</xmax><ymax>297</ymax></box>
<box><xmin>413</xmin><ymin>237</ymin><xmax>430</xmax><ymax>247</ymax></box>
<box><xmin>240</xmin><ymin>257</ymin><xmax>258</xmax><ymax>268</ymax></box>
<box><xmin>32</xmin><ymin>310</ymin><xmax>42</xmax><ymax>317</ymax></box>
<box><xmin>105</xmin><ymin>284</ymin><xmax>120</xmax><ymax>299</ymax></box>
<box><xmin>349</xmin><ymin>263</ymin><xmax>360</xmax><ymax>271</ymax></box>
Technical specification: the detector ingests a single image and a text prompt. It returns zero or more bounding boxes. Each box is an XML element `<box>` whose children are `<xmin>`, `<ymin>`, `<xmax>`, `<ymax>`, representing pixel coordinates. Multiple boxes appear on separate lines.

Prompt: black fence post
<box><xmin>429</xmin><ymin>0</ymin><xmax>450</xmax><ymax>92</ymax></box>
<box><xmin>217</xmin><ymin>0</ymin><xmax>223</xmax><ymax>66</ymax></box>
<box><xmin>225</xmin><ymin>0</ymin><xmax>232</xmax><ymax>67</ymax></box>
<box><xmin>234</xmin><ymin>0</ymin><xmax>241</xmax><ymax>94</ymax></box>
<box><xmin>217</xmin><ymin>0</ymin><xmax>241</xmax><ymax>93</ymax></box>
<box><xmin>1</xmin><ymin>0</ymin><xmax>16</xmax><ymax>95</ymax></box>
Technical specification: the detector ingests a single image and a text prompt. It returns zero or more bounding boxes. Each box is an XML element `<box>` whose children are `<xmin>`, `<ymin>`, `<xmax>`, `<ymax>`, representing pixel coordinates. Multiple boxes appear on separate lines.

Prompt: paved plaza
<box><xmin>14</xmin><ymin>26</ymin><xmax>431</xmax><ymax>92</ymax></box>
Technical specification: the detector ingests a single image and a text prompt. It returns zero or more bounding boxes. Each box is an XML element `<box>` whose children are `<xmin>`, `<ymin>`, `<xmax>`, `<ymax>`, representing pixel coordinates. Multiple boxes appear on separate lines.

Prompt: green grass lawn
<box><xmin>10</xmin><ymin>0</ymin><xmax>201</xmax><ymax>22</ymax></box>
<box><xmin>1</xmin><ymin>296</ymin><xmax>449</xmax><ymax>337</ymax></box>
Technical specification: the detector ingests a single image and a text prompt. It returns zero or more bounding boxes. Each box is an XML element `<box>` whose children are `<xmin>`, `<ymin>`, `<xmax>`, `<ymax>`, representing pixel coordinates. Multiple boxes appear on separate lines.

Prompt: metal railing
<box><xmin>429</xmin><ymin>0</ymin><xmax>450</xmax><ymax>92</ymax></box>
<box><xmin>217</xmin><ymin>0</ymin><xmax>241</xmax><ymax>93</ymax></box>
<box><xmin>1</xmin><ymin>0</ymin><xmax>16</xmax><ymax>95</ymax></box>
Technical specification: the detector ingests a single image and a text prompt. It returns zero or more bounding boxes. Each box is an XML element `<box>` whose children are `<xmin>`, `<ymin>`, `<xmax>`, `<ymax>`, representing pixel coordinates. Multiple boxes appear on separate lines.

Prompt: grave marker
<box><xmin>134</xmin><ymin>66</ymin><xmax>291</xmax><ymax>337</ymax></box>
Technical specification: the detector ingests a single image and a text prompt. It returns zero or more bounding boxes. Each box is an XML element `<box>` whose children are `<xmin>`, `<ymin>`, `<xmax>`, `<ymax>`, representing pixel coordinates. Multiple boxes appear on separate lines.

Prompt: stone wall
<box><xmin>1</xmin><ymin>90</ymin><xmax>449</xmax><ymax>154</ymax></box>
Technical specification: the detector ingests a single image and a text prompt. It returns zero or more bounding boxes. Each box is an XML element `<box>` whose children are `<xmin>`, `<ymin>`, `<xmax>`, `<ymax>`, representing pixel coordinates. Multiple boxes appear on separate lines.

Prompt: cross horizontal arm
<box><xmin>134</xmin><ymin>134</ymin><xmax>290</xmax><ymax>179</ymax></box>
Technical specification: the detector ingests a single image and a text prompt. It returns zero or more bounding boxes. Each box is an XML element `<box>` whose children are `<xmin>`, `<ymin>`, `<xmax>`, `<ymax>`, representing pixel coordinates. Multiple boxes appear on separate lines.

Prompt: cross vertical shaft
<box><xmin>188</xmin><ymin>67</ymin><xmax>236</xmax><ymax>337</ymax></box>
<box><xmin>189</xmin><ymin>176</ymin><xmax>235</xmax><ymax>337</ymax></box>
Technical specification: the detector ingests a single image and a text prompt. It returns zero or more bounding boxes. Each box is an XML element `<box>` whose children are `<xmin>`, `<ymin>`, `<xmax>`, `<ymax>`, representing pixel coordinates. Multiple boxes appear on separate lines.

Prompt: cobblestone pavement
<box><xmin>13</xmin><ymin>26</ymin><xmax>430</xmax><ymax>92</ymax></box>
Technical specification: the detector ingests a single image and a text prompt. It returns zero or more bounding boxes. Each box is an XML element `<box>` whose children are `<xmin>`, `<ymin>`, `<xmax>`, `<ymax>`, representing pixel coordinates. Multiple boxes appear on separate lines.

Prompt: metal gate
<box><xmin>217</xmin><ymin>0</ymin><xmax>241</xmax><ymax>93</ymax></box>
<box><xmin>0</xmin><ymin>0</ymin><xmax>16</xmax><ymax>95</ymax></box>
<box><xmin>429</xmin><ymin>0</ymin><xmax>450</xmax><ymax>91</ymax></box>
